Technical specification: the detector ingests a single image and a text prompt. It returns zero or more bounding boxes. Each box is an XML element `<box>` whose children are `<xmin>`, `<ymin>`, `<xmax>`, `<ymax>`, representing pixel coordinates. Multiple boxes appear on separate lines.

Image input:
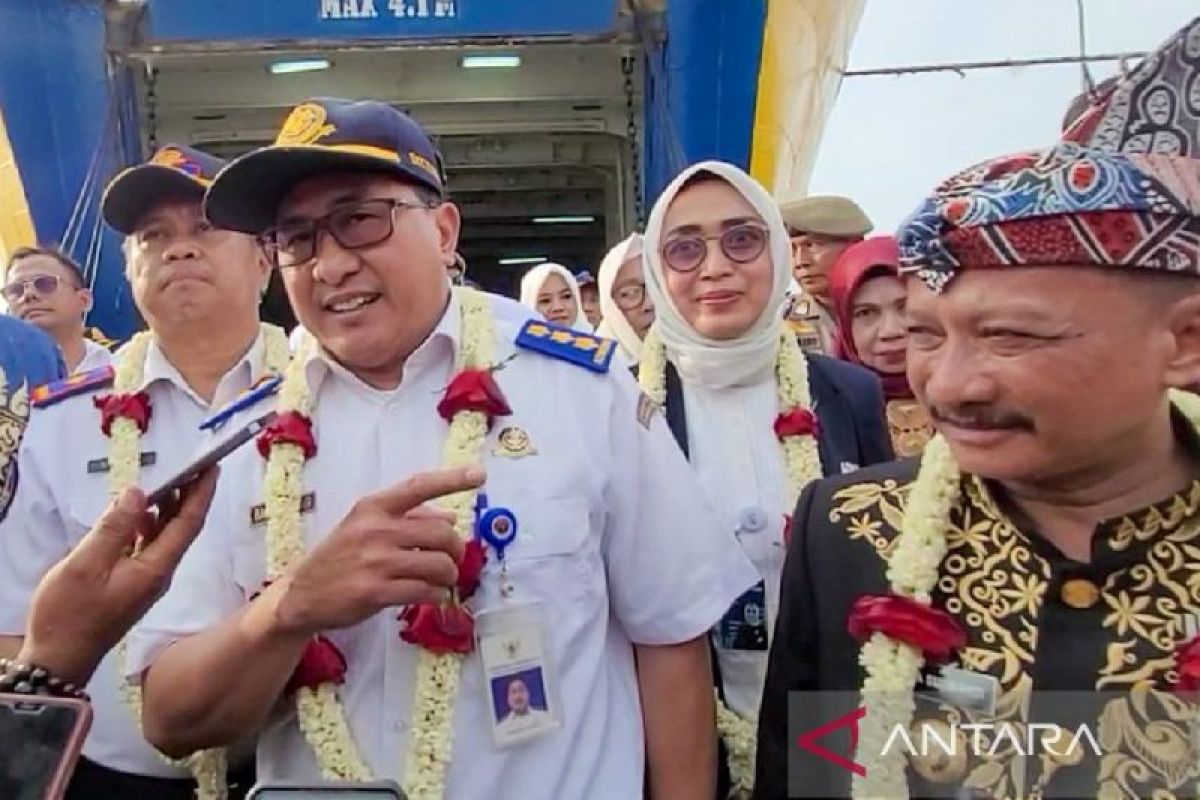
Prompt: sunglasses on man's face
<box><xmin>3</xmin><ymin>275</ymin><xmax>64</xmax><ymax>303</ymax></box>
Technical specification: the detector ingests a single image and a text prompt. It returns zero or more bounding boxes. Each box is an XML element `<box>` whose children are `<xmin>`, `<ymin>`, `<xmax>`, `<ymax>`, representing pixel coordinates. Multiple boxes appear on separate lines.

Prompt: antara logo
<box><xmin>795</xmin><ymin>707</ymin><xmax>1102</xmax><ymax>776</ymax></box>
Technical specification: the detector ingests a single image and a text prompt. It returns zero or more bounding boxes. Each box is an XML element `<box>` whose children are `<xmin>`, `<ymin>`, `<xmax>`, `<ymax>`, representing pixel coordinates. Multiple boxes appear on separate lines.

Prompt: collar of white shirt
<box><xmin>138</xmin><ymin>331</ymin><xmax>267</xmax><ymax>409</ymax></box>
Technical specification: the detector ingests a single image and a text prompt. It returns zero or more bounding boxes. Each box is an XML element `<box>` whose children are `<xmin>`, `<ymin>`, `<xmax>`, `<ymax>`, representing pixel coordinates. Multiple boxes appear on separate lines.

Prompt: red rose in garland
<box><xmin>436</xmin><ymin>369</ymin><xmax>512</xmax><ymax>430</ymax></box>
<box><xmin>287</xmin><ymin>635</ymin><xmax>348</xmax><ymax>693</ymax></box>
<box><xmin>257</xmin><ymin>411</ymin><xmax>317</xmax><ymax>460</ymax></box>
<box><xmin>774</xmin><ymin>408</ymin><xmax>820</xmax><ymax>440</ymax></box>
<box><xmin>399</xmin><ymin>603</ymin><xmax>475</xmax><ymax>655</ymax></box>
<box><xmin>457</xmin><ymin>539</ymin><xmax>487</xmax><ymax>601</ymax></box>
<box><xmin>95</xmin><ymin>392</ymin><xmax>153</xmax><ymax>435</ymax></box>
<box><xmin>847</xmin><ymin>594</ymin><xmax>966</xmax><ymax>664</ymax></box>
<box><xmin>1173</xmin><ymin>636</ymin><xmax>1200</xmax><ymax>698</ymax></box>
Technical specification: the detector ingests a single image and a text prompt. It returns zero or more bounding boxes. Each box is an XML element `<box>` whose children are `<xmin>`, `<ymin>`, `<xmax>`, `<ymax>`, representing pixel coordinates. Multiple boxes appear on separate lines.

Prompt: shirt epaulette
<box><xmin>199</xmin><ymin>374</ymin><xmax>283</xmax><ymax>431</ymax></box>
<box><xmin>514</xmin><ymin>320</ymin><xmax>615</xmax><ymax>374</ymax></box>
<box><xmin>30</xmin><ymin>365</ymin><xmax>116</xmax><ymax>409</ymax></box>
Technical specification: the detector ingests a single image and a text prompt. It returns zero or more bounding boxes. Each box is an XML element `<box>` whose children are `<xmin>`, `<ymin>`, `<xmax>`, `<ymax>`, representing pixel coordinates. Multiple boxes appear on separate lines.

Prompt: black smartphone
<box><xmin>145</xmin><ymin>410</ymin><xmax>277</xmax><ymax>509</ymax></box>
<box><xmin>247</xmin><ymin>781</ymin><xmax>407</xmax><ymax>799</ymax></box>
<box><xmin>0</xmin><ymin>694</ymin><xmax>92</xmax><ymax>800</ymax></box>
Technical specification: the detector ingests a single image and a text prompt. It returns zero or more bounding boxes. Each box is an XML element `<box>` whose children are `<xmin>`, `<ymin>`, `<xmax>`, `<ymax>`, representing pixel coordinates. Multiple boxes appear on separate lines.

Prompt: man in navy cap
<box><xmin>0</xmin><ymin>143</ymin><xmax>283</xmax><ymax>799</ymax></box>
<box><xmin>129</xmin><ymin>97</ymin><xmax>758</xmax><ymax>800</ymax></box>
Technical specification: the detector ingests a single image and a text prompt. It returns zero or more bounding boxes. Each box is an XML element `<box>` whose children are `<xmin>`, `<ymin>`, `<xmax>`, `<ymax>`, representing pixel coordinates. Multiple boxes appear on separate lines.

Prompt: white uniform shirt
<box><xmin>127</xmin><ymin>294</ymin><xmax>758</xmax><ymax>799</ymax></box>
<box><xmin>682</xmin><ymin>377</ymin><xmax>793</xmax><ymax>720</ymax></box>
<box><xmin>0</xmin><ymin>333</ymin><xmax>268</xmax><ymax>777</ymax></box>
<box><xmin>77</xmin><ymin>339</ymin><xmax>115</xmax><ymax>373</ymax></box>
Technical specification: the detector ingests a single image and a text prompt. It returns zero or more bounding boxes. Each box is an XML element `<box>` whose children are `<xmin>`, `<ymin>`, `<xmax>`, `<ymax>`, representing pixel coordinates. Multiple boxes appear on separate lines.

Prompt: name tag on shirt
<box><xmin>86</xmin><ymin>452</ymin><xmax>156</xmax><ymax>474</ymax></box>
<box><xmin>715</xmin><ymin>581</ymin><xmax>768</xmax><ymax>651</ymax></box>
<box><xmin>476</xmin><ymin>603</ymin><xmax>561</xmax><ymax>748</ymax></box>
<box><xmin>916</xmin><ymin>665</ymin><xmax>999</xmax><ymax>717</ymax></box>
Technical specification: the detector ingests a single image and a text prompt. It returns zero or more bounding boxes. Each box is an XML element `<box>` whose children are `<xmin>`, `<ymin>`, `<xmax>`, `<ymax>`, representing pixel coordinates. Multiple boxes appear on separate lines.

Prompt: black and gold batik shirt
<box><xmin>755</xmin><ymin>448</ymin><xmax>1200</xmax><ymax>800</ymax></box>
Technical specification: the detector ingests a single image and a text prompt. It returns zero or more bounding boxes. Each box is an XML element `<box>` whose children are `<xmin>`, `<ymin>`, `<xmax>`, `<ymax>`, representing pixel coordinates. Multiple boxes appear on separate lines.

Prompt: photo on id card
<box><xmin>477</xmin><ymin>602</ymin><xmax>561</xmax><ymax>748</ymax></box>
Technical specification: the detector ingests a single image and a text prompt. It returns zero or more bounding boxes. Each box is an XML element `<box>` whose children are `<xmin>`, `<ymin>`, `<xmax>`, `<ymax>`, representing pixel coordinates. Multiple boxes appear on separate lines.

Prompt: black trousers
<box><xmin>66</xmin><ymin>756</ymin><xmax>256</xmax><ymax>800</ymax></box>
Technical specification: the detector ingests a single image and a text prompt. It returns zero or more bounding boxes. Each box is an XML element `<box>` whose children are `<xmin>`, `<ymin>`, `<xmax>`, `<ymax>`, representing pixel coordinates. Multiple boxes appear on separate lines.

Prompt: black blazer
<box><xmin>659</xmin><ymin>353</ymin><xmax>894</xmax><ymax>475</ymax></box>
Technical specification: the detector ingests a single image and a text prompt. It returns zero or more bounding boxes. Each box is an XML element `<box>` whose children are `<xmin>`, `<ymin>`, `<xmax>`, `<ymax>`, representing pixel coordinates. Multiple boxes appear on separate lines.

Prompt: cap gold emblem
<box><xmin>276</xmin><ymin>103</ymin><xmax>337</xmax><ymax>146</ymax></box>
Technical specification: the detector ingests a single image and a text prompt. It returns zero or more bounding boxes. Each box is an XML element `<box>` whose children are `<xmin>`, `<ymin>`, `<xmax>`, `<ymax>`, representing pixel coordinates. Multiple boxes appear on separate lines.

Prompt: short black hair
<box><xmin>7</xmin><ymin>246</ymin><xmax>86</xmax><ymax>288</ymax></box>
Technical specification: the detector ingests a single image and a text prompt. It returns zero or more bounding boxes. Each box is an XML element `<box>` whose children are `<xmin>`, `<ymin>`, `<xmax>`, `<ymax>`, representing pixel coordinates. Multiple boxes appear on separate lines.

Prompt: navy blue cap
<box><xmin>102</xmin><ymin>144</ymin><xmax>228</xmax><ymax>234</ymax></box>
<box><xmin>204</xmin><ymin>98</ymin><xmax>447</xmax><ymax>234</ymax></box>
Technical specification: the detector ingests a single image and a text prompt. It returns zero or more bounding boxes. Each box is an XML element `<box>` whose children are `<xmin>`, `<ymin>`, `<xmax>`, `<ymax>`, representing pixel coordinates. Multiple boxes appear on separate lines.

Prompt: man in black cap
<box><xmin>129</xmin><ymin>97</ymin><xmax>758</xmax><ymax>800</ymax></box>
<box><xmin>0</xmin><ymin>143</ymin><xmax>284</xmax><ymax>799</ymax></box>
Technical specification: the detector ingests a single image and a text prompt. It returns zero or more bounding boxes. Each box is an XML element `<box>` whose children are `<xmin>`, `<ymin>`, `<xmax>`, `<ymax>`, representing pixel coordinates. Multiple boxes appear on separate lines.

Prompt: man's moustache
<box><xmin>930</xmin><ymin>405</ymin><xmax>1034</xmax><ymax>432</ymax></box>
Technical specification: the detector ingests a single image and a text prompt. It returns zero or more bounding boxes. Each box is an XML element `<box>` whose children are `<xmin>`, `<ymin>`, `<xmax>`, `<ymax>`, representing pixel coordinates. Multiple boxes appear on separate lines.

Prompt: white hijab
<box><xmin>518</xmin><ymin>262</ymin><xmax>590</xmax><ymax>330</ymax></box>
<box><xmin>643</xmin><ymin>160</ymin><xmax>792</xmax><ymax>389</ymax></box>
<box><xmin>594</xmin><ymin>233</ymin><xmax>647</xmax><ymax>365</ymax></box>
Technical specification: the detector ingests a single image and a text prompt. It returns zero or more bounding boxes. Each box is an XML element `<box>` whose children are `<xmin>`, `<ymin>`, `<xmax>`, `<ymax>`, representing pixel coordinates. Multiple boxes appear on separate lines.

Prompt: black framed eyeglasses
<box><xmin>661</xmin><ymin>224</ymin><xmax>770</xmax><ymax>273</ymax></box>
<box><xmin>259</xmin><ymin>197</ymin><xmax>439</xmax><ymax>268</ymax></box>
<box><xmin>3</xmin><ymin>275</ymin><xmax>62</xmax><ymax>303</ymax></box>
<box><xmin>612</xmin><ymin>281</ymin><xmax>646</xmax><ymax>311</ymax></box>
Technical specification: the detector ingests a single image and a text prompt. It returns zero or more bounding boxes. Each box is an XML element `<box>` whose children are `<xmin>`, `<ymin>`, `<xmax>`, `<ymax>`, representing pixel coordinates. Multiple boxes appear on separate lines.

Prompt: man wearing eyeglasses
<box><xmin>127</xmin><ymin>98</ymin><xmax>758</xmax><ymax>800</ymax></box>
<box><xmin>0</xmin><ymin>143</ymin><xmax>272</xmax><ymax>799</ymax></box>
<box><xmin>4</xmin><ymin>246</ymin><xmax>112</xmax><ymax>373</ymax></box>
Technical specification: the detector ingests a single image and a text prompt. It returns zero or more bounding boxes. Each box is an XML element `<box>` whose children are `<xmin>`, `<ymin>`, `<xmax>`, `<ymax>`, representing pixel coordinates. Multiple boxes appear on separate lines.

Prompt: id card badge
<box><xmin>716</xmin><ymin>581</ymin><xmax>769</xmax><ymax>651</ymax></box>
<box><xmin>476</xmin><ymin>602</ymin><xmax>561</xmax><ymax>748</ymax></box>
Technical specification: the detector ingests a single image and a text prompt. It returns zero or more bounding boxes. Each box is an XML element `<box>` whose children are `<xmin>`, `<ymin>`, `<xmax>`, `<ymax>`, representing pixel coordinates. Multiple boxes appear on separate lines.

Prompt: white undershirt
<box><xmin>682</xmin><ymin>376</ymin><xmax>791</xmax><ymax>719</ymax></box>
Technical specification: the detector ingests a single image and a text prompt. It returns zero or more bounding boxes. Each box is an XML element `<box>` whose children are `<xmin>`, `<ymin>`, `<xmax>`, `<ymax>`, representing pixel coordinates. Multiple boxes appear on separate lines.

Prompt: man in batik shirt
<box><xmin>756</xmin><ymin>16</ymin><xmax>1200</xmax><ymax>800</ymax></box>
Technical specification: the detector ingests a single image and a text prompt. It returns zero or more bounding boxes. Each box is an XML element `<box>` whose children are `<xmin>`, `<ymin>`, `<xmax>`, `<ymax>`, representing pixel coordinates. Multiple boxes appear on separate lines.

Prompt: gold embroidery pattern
<box><xmin>831</xmin><ymin>476</ymin><xmax>1049</xmax><ymax>796</ymax></box>
<box><xmin>1092</xmin><ymin>499</ymin><xmax>1200</xmax><ymax>798</ymax></box>
<box><xmin>1110</xmin><ymin>482</ymin><xmax>1200</xmax><ymax>551</ymax></box>
<box><xmin>830</xmin><ymin>479</ymin><xmax>909</xmax><ymax>559</ymax></box>
<box><xmin>0</xmin><ymin>368</ymin><xmax>29</xmax><ymax>518</ymax></box>
<box><xmin>828</xmin><ymin>474</ymin><xmax>1200</xmax><ymax>798</ymax></box>
<box><xmin>885</xmin><ymin>399</ymin><xmax>935</xmax><ymax>458</ymax></box>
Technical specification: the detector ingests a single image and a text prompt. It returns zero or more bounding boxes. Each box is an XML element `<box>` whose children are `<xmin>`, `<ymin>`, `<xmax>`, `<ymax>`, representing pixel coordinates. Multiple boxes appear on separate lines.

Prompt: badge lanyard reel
<box><xmin>473</xmin><ymin>494</ymin><xmax>561</xmax><ymax>747</ymax></box>
<box><xmin>716</xmin><ymin>507</ymin><xmax>771</xmax><ymax>652</ymax></box>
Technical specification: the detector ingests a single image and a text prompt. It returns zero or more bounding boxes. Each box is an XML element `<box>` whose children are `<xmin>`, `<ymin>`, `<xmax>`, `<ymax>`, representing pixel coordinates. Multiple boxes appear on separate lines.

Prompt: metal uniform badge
<box><xmin>250</xmin><ymin>491</ymin><xmax>316</xmax><ymax>526</ymax></box>
<box><xmin>493</xmin><ymin>426</ymin><xmax>537</xmax><ymax>459</ymax></box>
<box><xmin>87</xmin><ymin>452</ymin><xmax>157</xmax><ymax>474</ymax></box>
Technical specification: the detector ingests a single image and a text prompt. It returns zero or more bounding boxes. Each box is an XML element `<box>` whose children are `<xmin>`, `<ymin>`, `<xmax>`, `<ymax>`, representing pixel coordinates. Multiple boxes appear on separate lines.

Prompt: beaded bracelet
<box><xmin>0</xmin><ymin>658</ymin><xmax>88</xmax><ymax>700</ymax></box>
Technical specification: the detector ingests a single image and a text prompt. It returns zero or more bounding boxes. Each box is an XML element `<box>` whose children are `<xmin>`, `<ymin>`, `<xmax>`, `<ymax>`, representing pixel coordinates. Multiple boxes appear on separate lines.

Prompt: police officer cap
<box><xmin>779</xmin><ymin>195</ymin><xmax>873</xmax><ymax>238</ymax></box>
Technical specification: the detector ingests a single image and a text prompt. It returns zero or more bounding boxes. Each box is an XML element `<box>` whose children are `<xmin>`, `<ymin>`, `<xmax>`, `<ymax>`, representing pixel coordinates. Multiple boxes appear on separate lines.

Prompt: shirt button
<box><xmin>1060</xmin><ymin>578</ymin><xmax>1100</xmax><ymax>609</ymax></box>
<box><xmin>738</xmin><ymin>507</ymin><xmax>768</xmax><ymax>534</ymax></box>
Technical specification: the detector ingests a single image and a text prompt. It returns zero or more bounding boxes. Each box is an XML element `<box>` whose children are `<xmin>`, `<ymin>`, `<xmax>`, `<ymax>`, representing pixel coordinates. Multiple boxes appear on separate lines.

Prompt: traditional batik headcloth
<box><xmin>898</xmin><ymin>15</ymin><xmax>1200</xmax><ymax>292</ymax></box>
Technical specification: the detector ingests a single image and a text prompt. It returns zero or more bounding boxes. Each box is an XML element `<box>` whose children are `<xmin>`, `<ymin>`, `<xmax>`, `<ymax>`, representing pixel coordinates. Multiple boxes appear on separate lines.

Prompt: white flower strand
<box><xmin>111</xmin><ymin>324</ymin><xmax>290</xmax><ymax>800</ymax></box>
<box><xmin>638</xmin><ymin>324</ymin><xmax>823</xmax><ymax>793</ymax></box>
<box><xmin>263</xmin><ymin>289</ymin><xmax>494</xmax><ymax>798</ymax></box>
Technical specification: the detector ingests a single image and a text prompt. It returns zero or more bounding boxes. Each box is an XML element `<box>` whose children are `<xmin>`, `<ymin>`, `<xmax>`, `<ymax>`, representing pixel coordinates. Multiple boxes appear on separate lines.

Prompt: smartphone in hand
<box><xmin>0</xmin><ymin>694</ymin><xmax>92</xmax><ymax>800</ymax></box>
<box><xmin>145</xmin><ymin>411</ymin><xmax>277</xmax><ymax>510</ymax></box>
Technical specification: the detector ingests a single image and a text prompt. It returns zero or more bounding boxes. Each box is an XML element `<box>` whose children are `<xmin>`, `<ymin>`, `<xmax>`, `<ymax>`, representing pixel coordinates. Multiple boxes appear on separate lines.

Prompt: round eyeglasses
<box><xmin>660</xmin><ymin>224</ymin><xmax>769</xmax><ymax>273</ymax></box>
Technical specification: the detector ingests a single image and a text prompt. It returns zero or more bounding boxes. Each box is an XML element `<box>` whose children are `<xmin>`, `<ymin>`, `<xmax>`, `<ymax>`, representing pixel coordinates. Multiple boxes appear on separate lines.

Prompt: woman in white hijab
<box><xmin>594</xmin><ymin>234</ymin><xmax>654</xmax><ymax>365</ymax></box>
<box><xmin>518</xmin><ymin>262</ymin><xmax>590</xmax><ymax>329</ymax></box>
<box><xmin>638</xmin><ymin>160</ymin><xmax>890</xmax><ymax>795</ymax></box>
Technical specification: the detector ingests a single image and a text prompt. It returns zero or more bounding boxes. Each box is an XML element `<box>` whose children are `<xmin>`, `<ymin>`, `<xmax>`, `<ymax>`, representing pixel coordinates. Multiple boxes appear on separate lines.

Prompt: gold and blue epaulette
<box><xmin>514</xmin><ymin>320</ymin><xmax>615</xmax><ymax>374</ymax></box>
<box><xmin>200</xmin><ymin>374</ymin><xmax>283</xmax><ymax>431</ymax></box>
<box><xmin>31</xmin><ymin>365</ymin><xmax>116</xmax><ymax>408</ymax></box>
